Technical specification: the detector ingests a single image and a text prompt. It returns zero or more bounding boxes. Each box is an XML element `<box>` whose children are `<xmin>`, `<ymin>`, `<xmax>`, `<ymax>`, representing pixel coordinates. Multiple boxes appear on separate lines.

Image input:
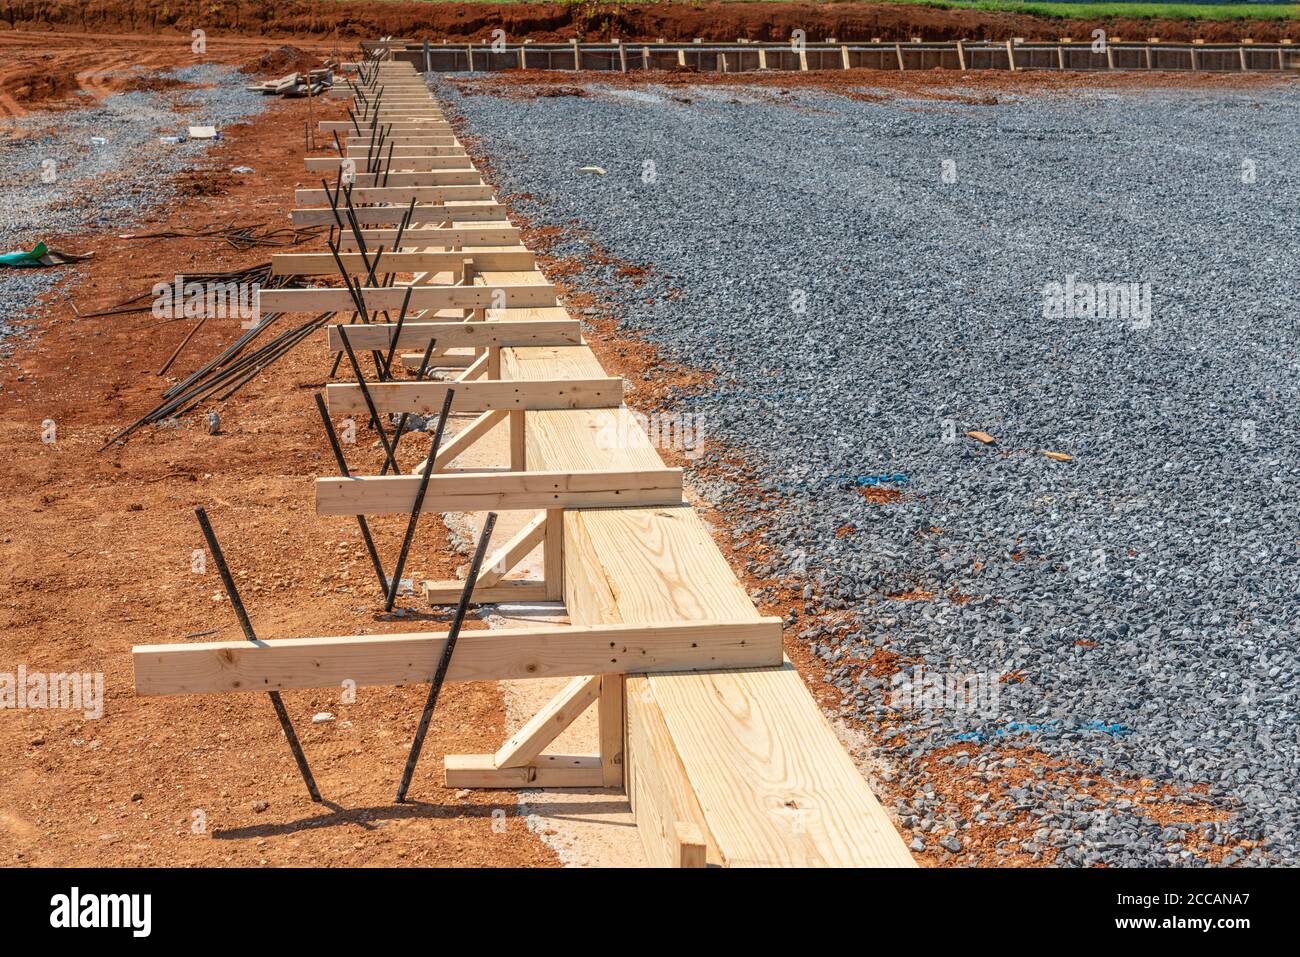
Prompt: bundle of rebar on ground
<box><xmin>124</xmin><ymin>220</ymin><xmax>325</xmax><ymax>251</ymax></box>
<box><xmin>99</xmin><ymin>280</ymin><xmax>335</xmax><ymax>450</ymax></box>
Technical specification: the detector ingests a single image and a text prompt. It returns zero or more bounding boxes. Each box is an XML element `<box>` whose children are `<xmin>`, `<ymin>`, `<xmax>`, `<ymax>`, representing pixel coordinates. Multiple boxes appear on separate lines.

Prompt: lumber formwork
<box><xmin>132</xmin><ymin>54</ymin><xmax>913</xmax><ymax>868</ymax></box>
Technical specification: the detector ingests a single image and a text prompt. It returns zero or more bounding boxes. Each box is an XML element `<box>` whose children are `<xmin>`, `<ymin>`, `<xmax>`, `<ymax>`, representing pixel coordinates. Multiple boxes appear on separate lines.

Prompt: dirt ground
<box><xmin>2</xmin><ymin>1</ymin><xmax>1297</xmax><ymax>46</ymax></box>
<box><xmin>0</xmin><ymin>36</ymin><xmax>559</xmax><ymax>867</ymax></box>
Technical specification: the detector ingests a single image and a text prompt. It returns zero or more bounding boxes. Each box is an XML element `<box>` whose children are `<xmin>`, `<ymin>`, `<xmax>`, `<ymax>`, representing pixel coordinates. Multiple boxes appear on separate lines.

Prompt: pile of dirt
<box><xmin>1</xmin><ymin>2</ymin><xmax>1296</xmax><ymax>45</ymax></box>
<box><xmin>120</xmin><ymin>72</ymin><xmax>191</xmax><ymax>94</ymax></box>
<box><xmin>3</xmin><ymin>59</ymin><xmax>77</xmax><ymax>104</ymax></box>
<box><xmin>244</xmin><ymin>44</ymin><xmax>322</xmax><ymax>77</ymax></box>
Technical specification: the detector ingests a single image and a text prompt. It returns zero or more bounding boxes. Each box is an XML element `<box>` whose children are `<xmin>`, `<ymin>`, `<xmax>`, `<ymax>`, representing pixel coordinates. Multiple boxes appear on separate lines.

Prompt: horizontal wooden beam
<box><xmin>315</xmin><ymin>467</ymin><xmax>683</xmax><ymax>515</ymax></box>
<box><xmin>262</xmin><ymin>282</ymin><xmax>555</xmax><ymax>314</ymax></box>
<box><xmin>292</xmin><ymin>203</ymin><xmax>506</xmax><ymax>227</ymax></box>
<box><xmin>296</xmin><ymin>185</ymin><xmax>493</xmax><ymax>205</ymax></box>
<box><xmin>320</xmin><ymin>120</ymin><xmax>451</xmax><ymax>132</ymax></box>
<box><xmin>323</xmin><ymin>319</ymin><xmax>577</xmax><ymax>351</ymax></box>
<box><xmin>333</xmin><ymin>225</ymin><xmax>520</xmax><ymax>248</ymax></box>
<box><xmin>345</xmin><ymin>145</ymin><xmax>466</xmax><ymax>157</ymax></box>
<box><xmin>133</xmin><ymin>618</ymin><xmax>782</xmax><ymax>695</ymax></box>
<box><xmin>423</xmin><ymin>578</ymin><xmax>546</xmax><ymax>604</ymax></box>
<box><xmin>274</xmin><ymin>248</ymin><xmax>534</xmax><ymax>276</ymax></box>
<box><xmin>444</xmin><ymin>754</ymin><xmax>603</xmax><ymax>788</ymax></box>
<box><xmin>345</xmin><ymin>135</ymin><xmax>461</xmax><ymax>147</ymax></box>
<box><xmin>305</xmin><ymin>155</ymin><xmax>474</xmax><ymax>171</ymax></box>
<box><xmin>341</xmin><ymin>171</ymin><xmax>485</xmax><ymax>188</ymax></box>
<box><xmin>324</xmin><ymin>377</ymin><xmax>619</xmax><ymax>415</ymax></box>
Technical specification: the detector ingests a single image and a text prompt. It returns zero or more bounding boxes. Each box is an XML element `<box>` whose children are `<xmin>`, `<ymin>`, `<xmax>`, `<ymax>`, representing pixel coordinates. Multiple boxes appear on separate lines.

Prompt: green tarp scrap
<box><xmin>0</xmin><ymin>242</ymin><xmax>94</xmax><ymax>268</ymax></box>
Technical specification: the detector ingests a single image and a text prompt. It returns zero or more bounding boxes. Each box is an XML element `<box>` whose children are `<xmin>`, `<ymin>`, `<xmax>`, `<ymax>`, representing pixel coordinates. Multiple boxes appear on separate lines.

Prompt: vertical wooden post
<box><xmin>1058</xmin><ymin>44</ymin><xmax>1065</xmax><ymax>70</ymax></box>
<box><xmin>720</xmin><ymin>53</ymin><xmax>727</xmax><ymax>74</ymax></box>
<box><xmin>467</xmin><ymin>43</ymin><xmax>474</xmax><ymax>73</ymax></box>
<box><xmin>1239</xmin><ymin>46</ymin><xmax>1248</xmax><ymax>71</ymax></box>
<box><xmin>509</xmin><ymin>410</ymin><xmax>525</xmax><ymax>471</ymax></box>
<box><xmin>1006</xmin><ymin>39</ymin><xmax>1016</xmax><ymax>72</ymax></box>
<box><xmin>895</xmin><ymin>42</ymin><xmax>905</xmax><ymax>71</ymax></box>
<box><xmin>572</xmin><ymin>38</ymin><xmax>580</xmax><ymax>71</ymax></box>
<box><xmin>619</xmin><ymin>41</ymin><xmax>628</xmax><ymax>73</ymax></box>
<box><xmin>758</xmin><ymin>47</ymin><xmax>767</xmax><ymax>70</ymax></box>
<box><xmin>599</xmin><ymin>674</ymin><xmax>625</xmax><ymax>788</ymax></box>
<box><xmin>643</xmin><ymin>46</ymin><xmax>650</xmax><ymax>70</ymax></box>
<box><xmin>798</xmin><ymin>47</ymin><xmax>808</xmax><ymax>71</ymax></box>
<box><xmin>518</xmin><ymin>45</ymin><xmax>526</xmax><ymax>70</ymax></box>
<box><xmin>956</xmin><ymin>39</ymin><xmax>967</xmax><ymax>71</ymax></box>
<box><xmin>841</xmin><ymin>44</ymin><xmax>850</xmax><ymax>70</ymax></box>
<box><xmin>1106</xmin><ymin>42</ymin><xmax>1115</xmax><ymax>70</ymax></box>
<box><xmin>1146</xmin><ymin>44</ymin><xmax>1153</xmax><ymax>70</ymax></box>
<box><xmin>544</xmin><ymin>508</ymin><xmax>563</xmax><ymax>600</ymax></box>
<box><xmin>1190</xmin><ymin>44</ymin><xmax>1198</xmax><ymax>72</ymax></box>
<box><xmin>677</xmin><ymin>48</ymin><xmax>686</xmax><ymax>68</ymax></box>
<box><xmin>487</xmin><ymin>346</ymin><xmax>501</xmax><ymax>380</ymax></box>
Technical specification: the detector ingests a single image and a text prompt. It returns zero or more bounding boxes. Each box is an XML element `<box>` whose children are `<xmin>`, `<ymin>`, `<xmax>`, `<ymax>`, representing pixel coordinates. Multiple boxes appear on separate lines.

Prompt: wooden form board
<box><xmin>295</xmin><ymin>185</ymin><xmax>491</xmax><ymax>205</ymax></box>
<box><xmin>132</xmin><ymin>619</ymin><xmax>782</xmax><ymax>695</ymax></box>
<box><xmin>323</xmin><ymin>319</ymin><xmax>580</xmax><ymax>351</ymax></box>
<box><xmin>273</xmin><ymin>248</ymin><xmax>534</xmax><ymax>276</ymax></box>
<box><xmin>305</xmin><ymin>155</ymin><xmax>474</xmax><ymax>171</ymax></box>
<box><xmin>323</xmin><ymin>378</ymin><xmax>621</xmax><ymax>415</ymax></box>
<box><xmin>332</xmin><ymin>224</ymin><xmax>520</xmax><ymax>248</ymax></box>
<box><xmin>291</xmin><ymin>204</ymin><xmax>507</xmax><ymax>227</ymax></box>
<box><xmin>314</xmin><ymin>467</ymin><xmax>684</xmax><ymax>515</ymax></box>
<box><xmin>563</xmin><ymin>506</ymin><xmax>914</xmax><ymax>867</ymax></box>
<box><xmin>260</xmin><ymin>281</ymin><xmax>554</xmax><ymax>313</ymax></box>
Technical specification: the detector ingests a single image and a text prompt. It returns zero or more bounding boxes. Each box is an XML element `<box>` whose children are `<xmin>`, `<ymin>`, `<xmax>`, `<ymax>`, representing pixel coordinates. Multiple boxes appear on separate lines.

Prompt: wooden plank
<box><xmin>419</xmin><ymin>409</ymin><xmax>508</xmax><ymax>472</ymax></box>
<box><xmin>493</xmin><ymin>674</ymin><xmax>602</xmax><ymax>768</ymax></box>
<box><xmin>344</xmin><ymin>145</ymin><xmax>466</xmax><ymax>157</ymax></box>
<box><xmin>341</xmin><ymin>170</ymin><xmax>484</xmax><ymax>188</ymax></box>
<box><xmin>444</xmin><ymin>754</ymin><xmax>602</xmax><ymax>788</ymax></box>
<box><xmin>296</xmin><ymin>185</ymin><xmax>494</xmax><ymax>205</ymax></box>
<box><xmin>315</xmin><ymin>467</ymin><xmax>683</xmax><ymax>515</ymax></box>
<box><xmin>625</xmin><ymin>673</ymin><xmax>719</xmax><ymax>867</ymax></box>
<box><xmin>566</xmin><ymin>507</ymin><xmax>914</xmax><ymax>867</ymax></box>
<box><xmin>645</xmin><ymin>663</ymin><xmax>916</xmax><ymax>867</ymax></box>
<box><xmin>423</xmin><ymin>578</ymin><xmax>546</xmax><ymax>604</ymax></box>
<box><xmin>323</xmin><ymin>319</ymin><xmax>578</xmax><ymax>352</ymax></box>
<box><xmin>599</xmin><ymin>673</ymin><xmax>625</xmax><ymax>787</ymax></box>
<box><xmin>333</xmin><ymin>225</ymin><xmax>520</xmax><ymax>248</ymax></box>
<box><xmin>477</xmin><ymin>510</ymin><xmax>548</xmax><ymax>589</ymax></box>
<box><xmin>132</xmin><ymin>618</ymin><xmax>783</xmax><ymax>694</ymax></box>
<box><xmin>276</xmin><ymin>248</ymin><xmax>534</xmax><ymax>276</ymax></box>
<box><xmin>305</xmin><ymin>156</ymin><xmax>475</xmax><ymax>171</ymax></box>
<box><xmin>323</xmin><ymin>378</ymin><xmax>620</xmax><ymax>416</ymax></box>
<box><xmin>292</xmin><ymin>204</ymin><xmax>507</xmax><ymax>227</ymax></box>
<box><xmin>262</xmin><ymin>282</ymin><xmax>555</xmax><ymax>314</ymax></box>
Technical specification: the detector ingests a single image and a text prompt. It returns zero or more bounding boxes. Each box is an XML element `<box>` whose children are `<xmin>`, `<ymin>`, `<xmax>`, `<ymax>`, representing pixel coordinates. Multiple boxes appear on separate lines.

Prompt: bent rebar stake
<box><xmin>395</xmin><ymin>510</ymin><xmax>497</xmax><ymax>803</ymax></box>
<box><xmin>380</xmin><ymin>338</ymin><xmax>437</xmax><ymax>478</ymax></box>
<box><xmin>313</xmin><ymin>392</ymin><xmax>387</xmax><ymax>594</ymax></box>
<box><xmin>193</xmin><ymin>507</ymin><xmax>321</xmax><ymax>803</ymax></box>
<box><xmin>383</xmin><ymin>387</ymin><xmax>454</xmax><ymax>613</ymax></box>
<box><xmin>336</xmin><ymin>324</ymin><xmax>400</xmax><ymax>474</ymax></box>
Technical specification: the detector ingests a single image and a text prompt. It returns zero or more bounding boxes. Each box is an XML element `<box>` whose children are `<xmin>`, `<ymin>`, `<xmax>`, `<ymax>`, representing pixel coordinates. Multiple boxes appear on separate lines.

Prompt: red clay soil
<box><xmin>0</xmin><ymin>41</ymin><xmax>557</xmax><ymax>867</ymax></box>
<box><xmin>0</xmin><ymin>30</ymin><xmax>339</xmax><ymax>118</ymax></box>
<box><xmin>2</xmin><ymin>1</ymin><xmax>1296</xmax><ymax>45</ymax></box>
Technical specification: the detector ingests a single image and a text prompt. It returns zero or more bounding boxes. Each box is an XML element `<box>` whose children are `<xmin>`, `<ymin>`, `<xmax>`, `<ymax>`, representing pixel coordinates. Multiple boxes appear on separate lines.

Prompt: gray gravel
<box><xmin>439</xmin><ymin>77</ymin><xmax>1300</xmax><ymax>866</ymax></box>
<box><xmin>0</xmin><ymin>65</ymin><xmax>269</xmax><ymax>351</ymax></box>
